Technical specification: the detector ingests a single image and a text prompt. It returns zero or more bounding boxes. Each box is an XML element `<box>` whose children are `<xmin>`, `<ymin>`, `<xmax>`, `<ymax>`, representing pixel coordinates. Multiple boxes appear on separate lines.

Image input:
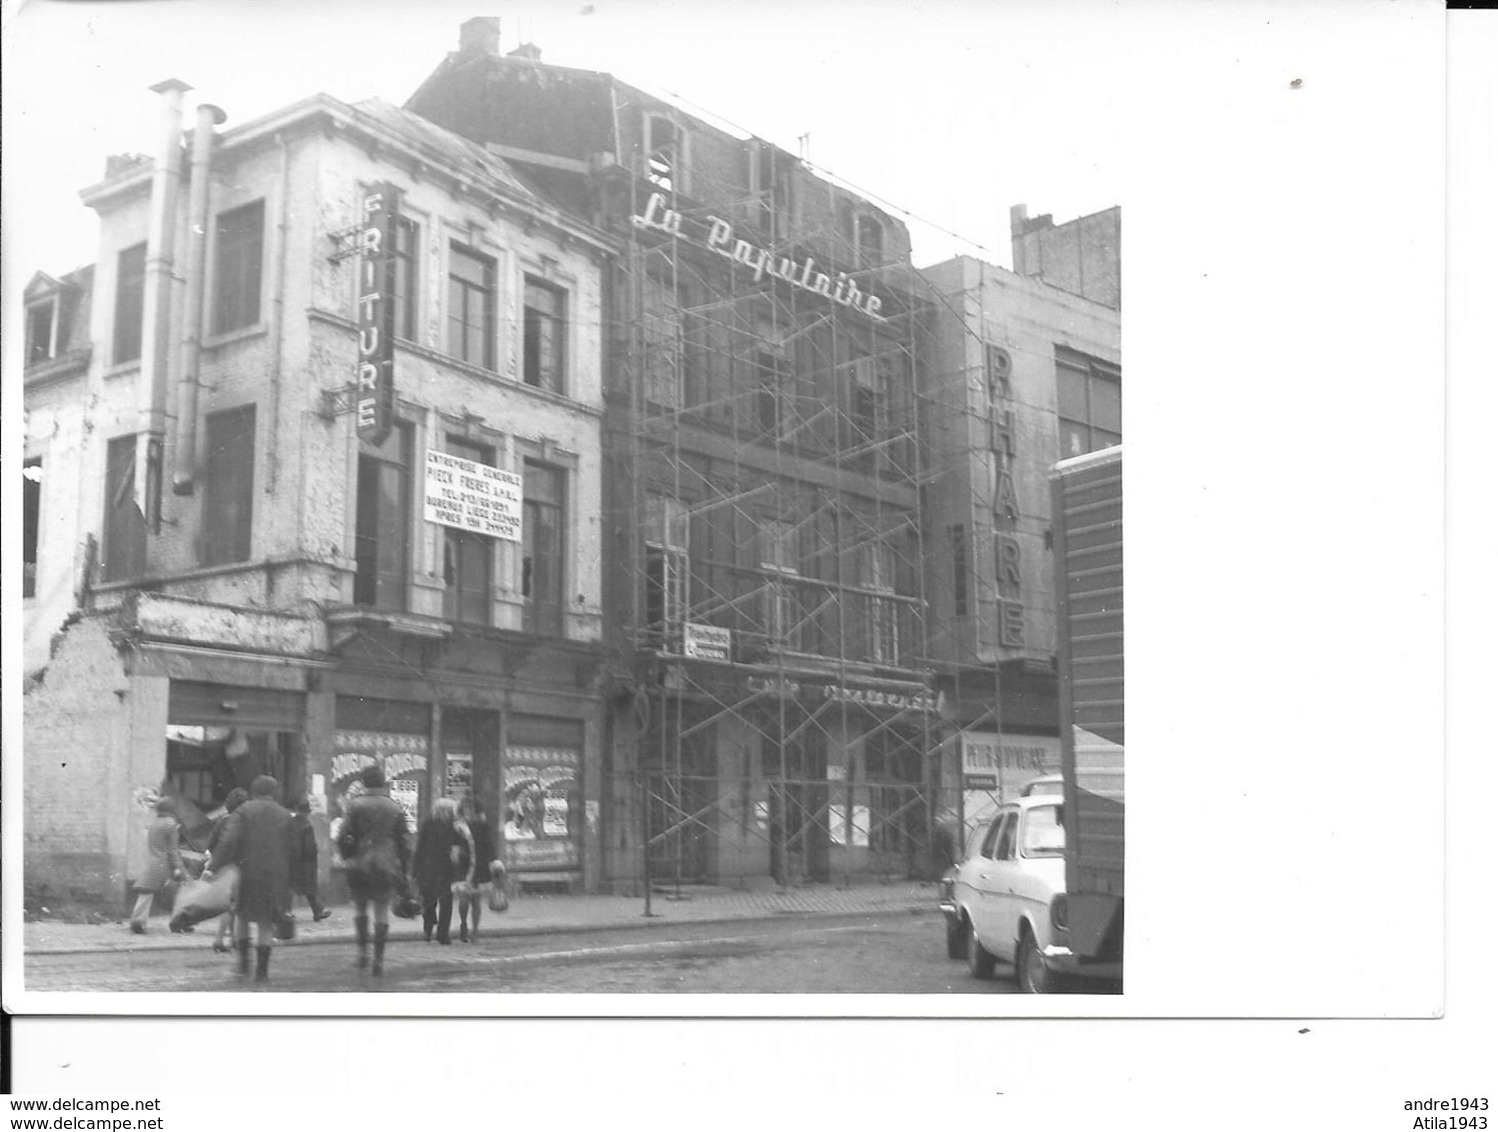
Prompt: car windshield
<box><xmin>1022</xmin><ymin>804</ymin><xmax>1066</xmax><ymax>857</ymax></box>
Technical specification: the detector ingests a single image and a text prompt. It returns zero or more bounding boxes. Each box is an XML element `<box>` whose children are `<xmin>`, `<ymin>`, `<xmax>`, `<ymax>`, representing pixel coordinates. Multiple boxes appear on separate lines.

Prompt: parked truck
<box><xmin>1051</xmin><ymin>444</ymin><xmax>1125</xmax><ymax>987</ymax></box>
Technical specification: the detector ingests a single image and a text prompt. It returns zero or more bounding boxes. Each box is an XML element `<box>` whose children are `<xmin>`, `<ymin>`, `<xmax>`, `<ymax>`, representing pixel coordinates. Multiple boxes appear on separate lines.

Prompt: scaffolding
<box><xmin>596</xmin><ymin>85</ymin><xmax>1085</xmax><ymax>899</ymax></box>
<box><xmin>601</xmin><ymin>95</ymin><xmax>953</xmax><ymax>896</ymax></box>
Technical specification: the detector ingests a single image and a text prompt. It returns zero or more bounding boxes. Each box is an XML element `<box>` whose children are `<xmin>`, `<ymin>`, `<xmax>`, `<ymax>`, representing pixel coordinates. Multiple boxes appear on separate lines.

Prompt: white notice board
<box><xmin>424</xmin><ymin>450</ymin><xmax>523</xmax><ymax>542</ymax></box>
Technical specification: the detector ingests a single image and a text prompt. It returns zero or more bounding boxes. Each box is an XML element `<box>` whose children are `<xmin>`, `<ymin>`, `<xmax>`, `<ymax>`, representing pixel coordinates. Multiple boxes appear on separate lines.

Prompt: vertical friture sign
<box><xmin>355</xmin><ymin>183</ymin><xmax>398</xmax><ymax>445</ymax></box>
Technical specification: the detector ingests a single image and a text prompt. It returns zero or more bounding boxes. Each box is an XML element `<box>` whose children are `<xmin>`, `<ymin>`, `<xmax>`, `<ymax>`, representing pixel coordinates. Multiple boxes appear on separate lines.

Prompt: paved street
<box><xmin>24</xmin><ymin>910</ymin><xmax>1019</xmax><ymax>994</ymax></box>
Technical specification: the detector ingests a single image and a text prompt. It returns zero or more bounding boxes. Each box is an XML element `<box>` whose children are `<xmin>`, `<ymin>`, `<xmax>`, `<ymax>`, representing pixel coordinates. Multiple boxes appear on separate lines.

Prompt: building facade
<box><xmin>408</xmin><ymin>19</ymin><xmax>941</xmax><ymax>888</ymax></box>
<box><xmin>919</xmin><ymin>239</ymin><xmax>1121</xmax><ymax>847</ymax></box>
<box><xmin>22</xmin><ymin>84</ymin><xmax>616</xmax><ymax>904</ymax></box>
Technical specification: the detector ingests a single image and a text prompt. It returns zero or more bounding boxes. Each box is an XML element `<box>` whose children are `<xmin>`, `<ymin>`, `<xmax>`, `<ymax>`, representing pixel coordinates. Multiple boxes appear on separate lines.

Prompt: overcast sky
<box><xmin>2</xmin><ymin>0</ymin><xmax>1146</xmax><ymax>280</ymax></box>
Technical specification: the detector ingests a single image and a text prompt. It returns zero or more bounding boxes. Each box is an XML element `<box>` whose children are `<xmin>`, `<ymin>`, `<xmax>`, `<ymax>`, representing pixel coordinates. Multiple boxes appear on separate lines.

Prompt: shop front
<box><xmin>164</xmin><ymin>680</ymin><xmax>308</xmax><ymax>851</ymax></box>
<box><xmin>502</xmin><ymin>714</ymin><xmax>585</xmax><ymax>888</ymax></box>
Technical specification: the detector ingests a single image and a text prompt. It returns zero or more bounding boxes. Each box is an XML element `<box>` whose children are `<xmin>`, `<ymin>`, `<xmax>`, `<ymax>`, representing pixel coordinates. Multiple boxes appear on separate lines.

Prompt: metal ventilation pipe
<box><xmin>136</xmin><ymin>78</ymin><xmax>191</xmax><ymax>529</ymax></box>
<box><xmin>172</xmin><ymin>100</ymin><xmax>227</xmax><ymax>495</ymax></box>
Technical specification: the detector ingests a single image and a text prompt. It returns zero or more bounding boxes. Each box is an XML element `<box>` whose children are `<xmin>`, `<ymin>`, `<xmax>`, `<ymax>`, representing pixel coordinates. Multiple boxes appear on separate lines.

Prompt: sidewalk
<box><xmin>23</xmin><ymin>880</ymin><xmax>938</xmax><ymax>956</ymax></box>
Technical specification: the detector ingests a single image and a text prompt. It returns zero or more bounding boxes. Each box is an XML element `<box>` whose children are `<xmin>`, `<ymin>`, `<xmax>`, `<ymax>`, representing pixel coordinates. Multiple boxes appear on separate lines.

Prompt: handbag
<box><xmin>393</xmin><ymin>894</ymin><xmax>422</xmax><ymax>919</ymax></box>
<box><xmin>487</xmin><ymin>882</ymin><xmax>510</xmax><ymax>913</ymax></box>
<box><xmin>274</xmin><ymin>912</ymin><xmax>296</xmax><ymax>941</ymax></box>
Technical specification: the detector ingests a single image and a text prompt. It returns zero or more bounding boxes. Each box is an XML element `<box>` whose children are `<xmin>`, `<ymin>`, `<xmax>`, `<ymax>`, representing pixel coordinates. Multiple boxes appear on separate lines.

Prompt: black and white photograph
<box><xmin>3</xmin><ymin>0</ymin><xmax>1486</xmax><ymax>1124</ymax></box>
<box><xmin>8</xmin><ymin>0</ymin><xmax>1127</xmax><ymax>1003</ymax></box>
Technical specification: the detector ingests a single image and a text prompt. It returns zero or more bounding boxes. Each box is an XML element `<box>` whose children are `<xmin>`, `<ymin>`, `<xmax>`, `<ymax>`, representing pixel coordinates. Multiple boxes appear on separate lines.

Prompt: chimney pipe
<box><xmin>135</xmin><ymin>78</ymin><xmax>191</xmax><ymax>534</ymax></box>
<box><xmin>459</xmin><ymin>16</ymin><xmax>501</xmax><ymax>56</ymax></box>
<box><xmin>172</xmin><ymin>101</ymin><xmax>227</xmax><ymax>495</ymax></box>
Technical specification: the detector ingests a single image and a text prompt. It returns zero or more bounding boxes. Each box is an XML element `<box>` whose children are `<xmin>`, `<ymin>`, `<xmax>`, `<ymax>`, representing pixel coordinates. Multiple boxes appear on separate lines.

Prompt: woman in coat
<box><xmin>413</xmin><ymin>797</ymin><xmax>473</xmax><ymax>945</ymax></box>
<box><xmin>456</xmin><ymin>798</ymin><xmax>494</xmax><ymax>943</ymax></box>
<box><xmin>204</xmin><ymin>786</ymin><xmax>249</xmax><ymax>952</ymax></box>
<box><xmin>203</xmin><ymin>775</ymin><xmax>294</xmax><ymax>982</ymax></box>
<box><xmin>129</xmin><ymin>798</ymin><xmax>186</xmax><ymax>934</ymax></box>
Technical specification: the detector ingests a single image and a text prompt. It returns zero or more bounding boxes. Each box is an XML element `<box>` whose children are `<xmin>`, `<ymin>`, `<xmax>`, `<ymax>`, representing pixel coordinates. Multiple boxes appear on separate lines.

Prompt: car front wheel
<box><xmin>1015</xmin><ymin>929</ymin><xmax>1052</xmax><ymax>994</ymax></box>
<box><xmin>946</xmin><ymin>915</ymin><xmax>969</xmax><ymax>960</ymax></box>
<box><xmin>967</xmin><ymin>923</ymin><xmax>997</xmax><ymax>980</ymax></box>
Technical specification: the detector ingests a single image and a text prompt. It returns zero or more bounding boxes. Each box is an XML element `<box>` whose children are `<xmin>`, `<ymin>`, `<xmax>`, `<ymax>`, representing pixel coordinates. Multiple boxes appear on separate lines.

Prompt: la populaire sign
<box><xmin>631</xmin><ymin>191</ymin><xmax>887</xmax><ymax>323</ymax></box>
<box><xmin>423</xmin><ymin>450</ymin><xmax>523</xmax><ymax>542</ymax></box>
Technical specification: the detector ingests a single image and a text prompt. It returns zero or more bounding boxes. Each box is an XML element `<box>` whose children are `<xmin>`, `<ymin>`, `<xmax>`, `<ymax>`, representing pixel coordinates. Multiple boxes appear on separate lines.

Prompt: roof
<box><xmin>347</xmin><ymin>97</ymin><xmax>542</xmax><ymax>206</ymax></box>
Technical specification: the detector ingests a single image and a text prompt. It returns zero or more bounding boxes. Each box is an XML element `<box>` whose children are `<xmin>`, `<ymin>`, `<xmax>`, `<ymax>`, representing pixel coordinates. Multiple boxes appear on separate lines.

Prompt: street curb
<box><xmin>25</xmin><ymin>902</ymin><xmax>935</xmax><ymax>958</ymax></box>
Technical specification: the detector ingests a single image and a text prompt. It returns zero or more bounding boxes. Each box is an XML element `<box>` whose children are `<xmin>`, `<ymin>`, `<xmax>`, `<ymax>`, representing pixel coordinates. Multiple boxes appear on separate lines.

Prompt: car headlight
<box><xmin>1050</xmin><ymin>894</ymin><xmax>1069</xmax><ymax>933</ymax></box>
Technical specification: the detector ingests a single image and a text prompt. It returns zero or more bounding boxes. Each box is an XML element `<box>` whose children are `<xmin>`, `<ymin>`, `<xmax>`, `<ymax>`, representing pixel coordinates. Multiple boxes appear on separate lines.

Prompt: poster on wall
<box><xmin>389</xmin><ymin>780</ymin><xmax>421</xmax><ymax>833</ymax></box>
<box><xmin>502</xmin><ymin>746</ymin><xmax>581</xmax><ymax>871</ymax></box>
<box><xmin>423</xmin><ymin>450</ymin><xmax>523</xmax><ymax>542</ymax></box>
<box><xmin>328</xmin><ymin>729</ymin><xmax>429</xmax><ymax>835</ymax></box>
<box><xmin>445</xmin><ymin>751</ymin><xmax>473</xmax><ymax>804</ymax></box>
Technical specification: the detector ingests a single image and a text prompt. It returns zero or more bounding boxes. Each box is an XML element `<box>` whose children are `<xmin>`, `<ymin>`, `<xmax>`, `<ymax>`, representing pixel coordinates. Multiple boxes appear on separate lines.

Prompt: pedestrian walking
<box><xmin>129</xmin><ymin>798</ymin><xmax>186</xmax><ymax>934</ymax></box>
<box><xmin>202</xmin><ymin>775</ymin><xmax>294</xmax><ymax>983</ymax></box>
<box><xmin>456</xmin><ymin>798</ymin><xmax>494</xmax><ymax>943</ymax></box>
<box><xmin>413</xmin><ymin>797</ymin><xmax>473</xmax><ymax>945</ymax></box>
<box><xmin>203</xmin><ymin>786</ymin><xmax>249</xmax><ymax>953</ymax></box>
<box><xmin>336</xmin><ymin>764</ymin><xmax>411</xmax><ymax>976</ymax></box>
<box><xmin>289</xmin><ymin>797</ymin><xmax>333</xmax><ymax>923</ymax></box>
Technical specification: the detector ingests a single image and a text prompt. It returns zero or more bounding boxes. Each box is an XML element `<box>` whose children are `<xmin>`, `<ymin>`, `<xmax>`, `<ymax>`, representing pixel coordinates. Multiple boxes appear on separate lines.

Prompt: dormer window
<box><xmin>645</xmin><ymin>114</ymin><xmax>685</xmax><ymax>194</ymax></box>
<box><xmin>25</xmin><ymin>297</ymin><xmax>60</xmax><ymax>366</ymax></box>
<box><xmin>24</xmin><ymin>271</ymin><xmax>82</xmax><ymax>369</ymax></box>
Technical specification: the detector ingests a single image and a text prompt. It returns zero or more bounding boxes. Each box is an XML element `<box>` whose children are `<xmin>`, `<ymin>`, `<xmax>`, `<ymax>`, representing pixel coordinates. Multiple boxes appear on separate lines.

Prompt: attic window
<box><xmin>25</xmin><ymin>297</ymin><xmax>60</xmax><ymax>366</ymax></box>
<box><xmin>646</xmin><ymin>114</ymin><xmax>685</xmax><ymax>194</ymax></box>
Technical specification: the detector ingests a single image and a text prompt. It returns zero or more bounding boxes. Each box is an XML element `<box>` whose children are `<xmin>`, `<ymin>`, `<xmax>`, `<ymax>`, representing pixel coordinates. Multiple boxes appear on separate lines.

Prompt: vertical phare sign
<box><xmin>355</xmin><ymin>183</ymin><xmax>398</xmax><ymax>445</ymax></box>
<box><xmin>991</xmin><ymin>348</ymin><xmax>1026</xmax><ymax>647</ymax></box>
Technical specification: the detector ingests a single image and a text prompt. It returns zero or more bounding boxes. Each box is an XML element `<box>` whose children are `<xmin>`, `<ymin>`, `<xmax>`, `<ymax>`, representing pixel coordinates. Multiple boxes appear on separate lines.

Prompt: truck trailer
<box><xmin>1051</xmin><ymin>445</ymin><xmax>1125</xmax><ymax>986</ymax></box>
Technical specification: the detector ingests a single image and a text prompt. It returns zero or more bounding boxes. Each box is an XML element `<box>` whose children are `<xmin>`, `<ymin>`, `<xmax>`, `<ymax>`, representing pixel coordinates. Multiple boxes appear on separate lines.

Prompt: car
<box><xmin>940</xmin><ymin>794</ymin><xmax>1120</xmax><ymax>992</ymax></box>
<box><xmin>1020</xmin><ymin>774</ymin><xmax>1063</xmax><ymax>797</ymax></box>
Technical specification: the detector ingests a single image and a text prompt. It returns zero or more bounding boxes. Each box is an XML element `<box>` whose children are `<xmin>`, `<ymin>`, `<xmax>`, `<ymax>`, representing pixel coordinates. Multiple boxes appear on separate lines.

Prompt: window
<box><xmin>995</xmin><ymin>812</ymin><xmax>1017</xmax><ymax>860</ymax></box>
<box><xmin>23</xmin><ymin>460</ymin><xmax>41</xmax><ymax>598</ymax></box>
<box><xmin>645</xmin><ymin>115</ymin><xmax>684</xmax><ymax>193</ymax></box>
<box><xmin>212</xmin><ymin>201</ymin><xmax>264</xmax><ymax>334</ymax></box>
<box><xmin>862</xmin><ymin>542</ymin><xmax>899</xmax><ymax>664</ymax></box>
<box><xmin>760</xmin><ymin>519</ymin><xmax>801</xmax><ymax>649</ymax></box>
<box><xmin>1056</xmin><ymin>348</ymin><xmax>1121</xmax><ymax>458</ymax></box>
<box><xmin>850</xmin><ymin>356</ymin><xmax>880</xmax><ymax>468</ymax></box>
<box><xmin>642</xmin><ymin>273</ymin><xmax>681</xmax><ymax>408</ymax></box>
<box><xmin>102</xmin><ymin>435</ymin><xmax>144</xmax><ymax>583</ymax></box>
<box><xmin>644</xmin><ymin>493</ymin><xmax>688</xmax><ymax>637</ymax></box>
<box><xmin>522</xmin><ymin>461</ymin><xmax>565</xmax><ymax>635</ymax></box>
<box><xmin>950</xmin><ymin>524</ymin><xmax>968</xmax><ymax>616</ymax></box>
<box><xmin>391</xmin><ymin>217</ymin><xmax>419</xmax><ymax>342</ymax></box>
<box><xmin>856</xmin><ymin>214</ymin><xmax>884</xmax><ymax>269</ymax></box>
<box><xmin>979</xmin><ymin>815</ymin><xmax>1003</xmax><ymax>859</ymax></box>
<box><xmin>448</xmin><ymin>244</ymin><xmax>495</xmax><ymax>369</ymax></box>
<box><xmin>113</xmin><ymin>243</ymin><xmax>147</xmax><ymax>364</ymax></box>
<box><xmin>200</xmin><ymin>405</ymin><xmax>256</xmax><ymax>566</ymax></box>
<box><xmin>756</xmin><ymin>351</ymin><xmax>784</xmax><ymax>438</ymax></box>
<box><xmin>354</xmin><ymin>422</ymin><xmax>413</xmax><ymax>609</ymax></box>
<box><xmin>1022</xmin><ymin>804</ymin><xmax>1066</xmax><ymax>857</ymax></box>
<box><xmin>442</xmin><ymin>436</ymin><xmax>494</xmax><ymax>625</ymax></box>
<box><xmin>25</xmin><ymin>299</ymin><xmax>58</xmax><ymax>366</ymax></box>
<box><xmin>523</xmin><ymin>277</ymin><xmax>566</xmax><ymax>394</ymax></box>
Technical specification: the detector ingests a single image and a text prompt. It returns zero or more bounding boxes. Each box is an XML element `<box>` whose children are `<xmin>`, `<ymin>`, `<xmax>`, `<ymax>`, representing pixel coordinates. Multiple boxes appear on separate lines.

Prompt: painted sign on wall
<box><xmin>423</xmin><ymin>450</ymin><xmax>523</xmax><ymax>542</ymax></box>
<box><xmin>355</xmin><ymin>183</ymin><xmax>398</xmax><ymax>445</ymax></box>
